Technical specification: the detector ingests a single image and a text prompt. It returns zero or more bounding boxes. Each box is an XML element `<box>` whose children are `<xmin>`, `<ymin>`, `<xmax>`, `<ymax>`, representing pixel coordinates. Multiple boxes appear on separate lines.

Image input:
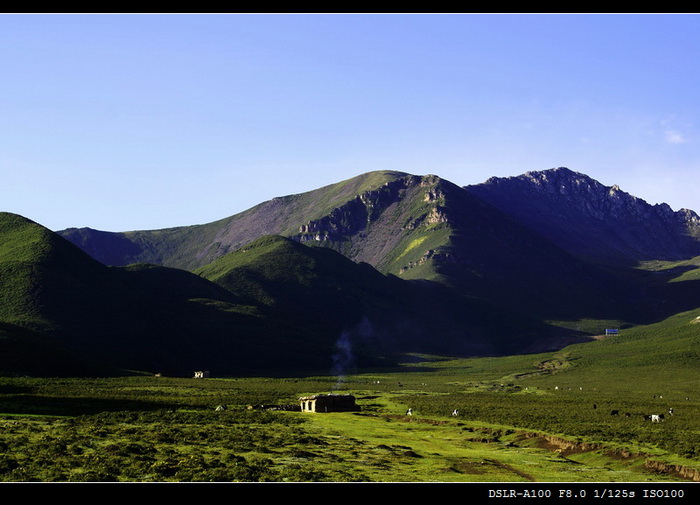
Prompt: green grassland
<box><xmin>2</xmin><ymin>303</ymin><xmax>700</xmax><ymax>483</ymax></box>
<box><xmin>3</xmin><ymin>207</ymin><xmax>700</xmax><ymax>483</ymax></box>
<box><xmin>0</xmin><ymin>374</ymin><xmax>693</xmax><ymax>483</ymax></box>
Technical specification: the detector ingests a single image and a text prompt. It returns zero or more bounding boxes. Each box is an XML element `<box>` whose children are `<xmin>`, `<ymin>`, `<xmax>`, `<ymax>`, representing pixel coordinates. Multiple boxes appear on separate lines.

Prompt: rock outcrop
<box><xmin>467</xmin><ymin>167</ymin><xmax>700</xmax><ymax>265</ymax></box>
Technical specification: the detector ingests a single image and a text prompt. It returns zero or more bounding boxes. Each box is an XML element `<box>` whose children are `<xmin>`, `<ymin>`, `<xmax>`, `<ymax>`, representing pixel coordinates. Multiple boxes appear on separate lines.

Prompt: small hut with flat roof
<box><xmin>299</xmin><ymin>394</ymin><xmax>360</xmax><ymax>413</ymax></box>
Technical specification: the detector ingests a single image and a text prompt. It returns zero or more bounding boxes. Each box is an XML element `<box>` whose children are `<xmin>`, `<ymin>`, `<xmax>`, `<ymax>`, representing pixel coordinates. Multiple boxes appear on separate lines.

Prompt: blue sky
<box><xmin>2</xmin><ymin>13</ymin><xmax>700</xmax><ymax>232</ymax></box>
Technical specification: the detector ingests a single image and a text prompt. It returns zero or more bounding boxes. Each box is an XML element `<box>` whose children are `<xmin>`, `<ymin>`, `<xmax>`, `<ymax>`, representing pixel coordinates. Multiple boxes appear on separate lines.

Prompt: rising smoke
<box><xmin>331</xmin><ymin>316</ymin><xmax>373</xmax><ymax>389</ymax></box>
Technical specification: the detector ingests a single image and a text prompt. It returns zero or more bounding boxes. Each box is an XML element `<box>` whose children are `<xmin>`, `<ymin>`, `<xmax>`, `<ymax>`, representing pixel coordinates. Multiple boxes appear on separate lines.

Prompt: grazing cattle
<box><xmin>645</xmin><ymin>414</ymin><xmax>665</xmax><ymax>422</ymax></box>
<box><xmin>593</xmin><ymin>404</ymin><xmax>597</xmax><ymax>410</ymax></box>
<box><xmin>624</xmin><ymin>412</ymin><xmax>632</xmax><ymax>417</ymax></box>
<box><xmin>610</xmin><ymin>410</ymin><xmax>619</xmax><ymax>416</ymax></box>
<box><xmin>668</xmin><ymin>407</ymin><xmax>674</xmax><ymax>416</ymax></box>
<box><xmin>406</xmin><ymin>408</ymin><xmax>413</xmax><ymax>416</ymax></box>
<box><xmin>452</xmin><ymin>409</ymin><xmax>459</xmax><ymax>416</ymax></box>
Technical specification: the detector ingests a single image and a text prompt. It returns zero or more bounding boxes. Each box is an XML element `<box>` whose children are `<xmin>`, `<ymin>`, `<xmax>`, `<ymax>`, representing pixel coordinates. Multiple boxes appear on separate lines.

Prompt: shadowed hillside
<box><xmin>466</xmin><ymin>167</ymin><xmax>700</xmax><ymax>266</ymax></box>
<box><xmin>6</xmin><ymin>166</ymin><xmax>700</xmax><ymax>377</ymax></box>
<box><xmin>1</xmin><ymin>212</ymin><xmax>569</xmax><ymax>377</ymax></box>
<box><xmin>58</xmin><ymin>170</ymin><xmax>661</xmax><ymax>330</ymax></box>
<box><xmin>196</xmin><ymin>234</ymin><xmax>568</xmax><ymax>359</ymax></box>
<box><xmin>0</xmin><ymin>213</ymin><xmax>383</xmax><ymax>376</ymax></box>
<box><xmin>59</xmin><ymin>170</ymin><xmax>412</xmax><ymax>271</ymax></box>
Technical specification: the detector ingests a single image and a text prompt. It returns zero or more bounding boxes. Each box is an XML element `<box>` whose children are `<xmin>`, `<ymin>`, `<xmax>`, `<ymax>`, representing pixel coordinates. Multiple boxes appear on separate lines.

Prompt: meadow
<box><xmin>2</xmin><ymin>344</ymin><xmax>700</xmax><ymax>483</ymax></box>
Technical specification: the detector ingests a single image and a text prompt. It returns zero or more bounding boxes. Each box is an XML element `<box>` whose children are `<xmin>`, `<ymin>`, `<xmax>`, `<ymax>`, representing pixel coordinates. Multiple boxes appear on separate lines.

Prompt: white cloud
<box><xmin>664</xmin><ymin>129</ymin><xmax>687</xmax><ymax>144</ymax></box>
<box><xmin>659</xmin><ymin>116</ymin><xmax>691</xmax><ymax>145</ymax></box>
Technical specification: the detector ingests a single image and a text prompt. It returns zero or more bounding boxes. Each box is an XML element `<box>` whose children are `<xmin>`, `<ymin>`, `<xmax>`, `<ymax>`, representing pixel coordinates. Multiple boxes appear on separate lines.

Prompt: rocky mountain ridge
<box><xmin>466</xmin><ymin>167</ymin><xmax>700</xmax><ymax>264</ymax></box>
<box><xmin>56</xmin><ymin>167</ymin><xmax>700</xmax><ymax>328</ymax></box>
<box><xmin>60</xmin><ymin>167</ymin><xmax>700</xmax><ymax>272</ymax></box>
<box><xmin>4</xmin><ymin>166</ymin><xmax>700</xmax><ymax>376</ymax></box>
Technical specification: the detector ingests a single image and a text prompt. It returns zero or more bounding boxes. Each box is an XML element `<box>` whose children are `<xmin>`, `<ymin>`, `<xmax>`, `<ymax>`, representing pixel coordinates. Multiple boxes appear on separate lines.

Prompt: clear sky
<box><xmin>2</xmin><ymin>13</ymin><xmax>700</xmax><ymax>232</ymax></box>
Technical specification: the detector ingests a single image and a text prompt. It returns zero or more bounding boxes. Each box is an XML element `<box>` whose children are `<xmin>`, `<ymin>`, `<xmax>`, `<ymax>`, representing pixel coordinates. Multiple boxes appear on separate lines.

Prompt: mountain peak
<box><xmin>468</xmin><ymin>168</ymin><xmax>700</xmax><ymax>264</ymax></box>
<box><xmin>509</xmin><ymin>166</ymin><xmax>611</xmax><ymax>191</ymax></box>
<box><xmin>481</xmin><ymin>166</ymin><xmax>677</xmax><ymax>217</ymax></box>
<box><xmin>57</xmin><ymin>166</ymin><xmax>700</xmax><ymax>271</ymax></box>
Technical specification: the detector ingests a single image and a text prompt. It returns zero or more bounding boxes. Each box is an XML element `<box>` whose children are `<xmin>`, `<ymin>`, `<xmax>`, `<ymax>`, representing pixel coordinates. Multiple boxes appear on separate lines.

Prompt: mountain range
<box><xmin>468</xmin><ymin>167</ymin><xmax>700</xmax><ymax>265</ymax></box>
<box><xmin>2</xmin><ymin>167</ymin><xmax>699</xmax><ymax>377</ymax></box>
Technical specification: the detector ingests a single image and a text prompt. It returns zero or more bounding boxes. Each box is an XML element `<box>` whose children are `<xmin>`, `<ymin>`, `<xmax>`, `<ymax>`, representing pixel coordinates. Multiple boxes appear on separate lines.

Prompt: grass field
<box><xmin>1</xmin><ymin>290</ymin><xmax>699</xmax><ymax>483</ymax></box>
<box><xmin>2</xmin><ymin>343</ymin><xmax>700</xmax><ymax>483</ymax></box>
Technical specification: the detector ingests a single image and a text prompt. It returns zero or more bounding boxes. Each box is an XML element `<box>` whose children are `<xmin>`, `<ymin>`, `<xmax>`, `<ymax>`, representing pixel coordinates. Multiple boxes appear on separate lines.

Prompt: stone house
<box><xmin>299</xmin><ymin>394</ymin><xmax>360</xmax><ymax>413</ymax></box>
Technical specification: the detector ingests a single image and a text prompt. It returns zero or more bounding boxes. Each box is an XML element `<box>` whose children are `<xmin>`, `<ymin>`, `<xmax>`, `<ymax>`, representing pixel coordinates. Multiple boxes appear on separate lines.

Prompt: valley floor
<box><xmin>1</xmin><ymin>370</ymin><xmax>699</xmax><ymax>484</ymax></box>
<box><xmin>297</xmin><ymin>409</ymin><xmax>687</xmax><ymax>482</ymax></box>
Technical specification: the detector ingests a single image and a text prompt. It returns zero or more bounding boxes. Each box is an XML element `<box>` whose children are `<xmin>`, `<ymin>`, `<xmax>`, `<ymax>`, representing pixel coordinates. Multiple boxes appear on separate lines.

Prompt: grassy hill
<box><xmin>0</xmin><ymin>212</ymin><xmax>147</xmax><ymax>348</ymax></box>
<box><xmin>58</xmin><ymin>171</ymin><xmax>654</xmax><ymax>336</ymax></box>
<box><xmin>59</xmin><ymin>170</ymin><xmax>411</xmax><ymax>271</ymax></box>
<box><xmin>9</xmin><ymin>167</ymin><xmax>700</xmax><ymax>378</ymax></box>
<box><xmin>0</xmin><ymin>212</ymin><xmax>184</xmax><ymax>375</ymax></box>
<box><xmin>197</xmin><ymin>234</ymin><xmax>577</xmax><ymax>358</ymax></box>
<box><xmin>9</xmin><ymin>211</ymin><xmax>565</xmax><ymax>377</ymax></box>
<box><xmin>525</xmin><ymin>305</ymin><xmax>700</xmax><ymax>395</ymax></box>
<box><xmin>0</xmin><ymin>213</ymin><xmax>379</xmax><ymax>376</ymax></box>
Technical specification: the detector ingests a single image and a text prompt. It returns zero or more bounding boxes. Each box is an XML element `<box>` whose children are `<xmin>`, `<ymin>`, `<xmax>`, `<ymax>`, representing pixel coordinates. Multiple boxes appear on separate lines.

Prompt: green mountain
<box><xmin>195</xmin><ymin>234</ymin><xmax>563</xmax><ymax>359</ymax></box>
<box><xmin>6</xmin><ymin>167</ymin><xmax>700</xmax><ymax>377</ymax></box>
<box><xmin>0</xmin><ymin>212</ymin><xmax>147</xmax><ymax>375</ymax></box>
<box><xmin>0</xmin><ymin>213</ymin><xmax>373</xmax><ymax>376</ymax></box>
<box><xmin>0</xmin><ymin>213</ymin><xmax>140</xmax><ymax>344</ymax></box>
<box><xmin>59</xmin><ymin>170</ymin><xmax>412</xmax><ymax>271</ymax></box>
<box><xmin>2</xmin><ymin>212</ymin><xmax>561</xmax><ymax>377</ymax></box>
<box><xmin>58</xmin><ymin>170</ymin><xmax>661</xmax><ymax>330</ymax></box>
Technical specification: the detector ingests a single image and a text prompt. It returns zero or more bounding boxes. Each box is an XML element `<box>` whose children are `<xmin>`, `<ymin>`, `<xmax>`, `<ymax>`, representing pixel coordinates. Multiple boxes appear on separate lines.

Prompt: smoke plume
<box><xmin>331</xmin><ymin>317</ymin><xmax>373</xmax><ymax>389</ymax></box>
